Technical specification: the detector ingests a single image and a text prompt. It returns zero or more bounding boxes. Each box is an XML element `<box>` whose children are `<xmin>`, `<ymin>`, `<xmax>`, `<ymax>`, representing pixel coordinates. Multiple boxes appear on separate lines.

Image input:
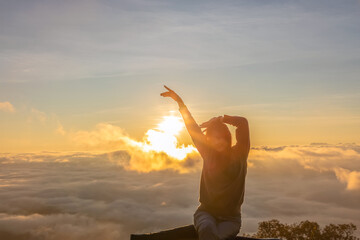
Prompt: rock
<box><xmin>130</xmin><ymin>224</ymin><xmax>280</xmax><ymax>240</ymax></box>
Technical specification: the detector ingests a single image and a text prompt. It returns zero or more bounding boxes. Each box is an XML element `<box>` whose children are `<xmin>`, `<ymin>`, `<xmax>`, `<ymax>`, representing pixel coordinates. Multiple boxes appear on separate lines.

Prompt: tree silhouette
<box><xmin>244</xmin><ymin>219</ymin><xmax>359</xmax><ymax>240</ymax></box>
<box><xmin>322</xmin><ymin>223</ymin><xmax>359</xmax><ymax>240</ymax></box>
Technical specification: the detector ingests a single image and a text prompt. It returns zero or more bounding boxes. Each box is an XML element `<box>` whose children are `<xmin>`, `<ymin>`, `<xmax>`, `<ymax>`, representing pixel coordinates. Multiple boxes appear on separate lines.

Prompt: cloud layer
<box><xmin>0</xmin><ymin>142</ymin><xmax>359</xmax><ymax>239</ymax></box>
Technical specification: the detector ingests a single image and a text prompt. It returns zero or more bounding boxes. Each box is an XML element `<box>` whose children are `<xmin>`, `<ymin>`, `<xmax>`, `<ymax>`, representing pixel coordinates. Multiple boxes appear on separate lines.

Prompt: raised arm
<box><xmin>160</xmin><ymin>85</ymin><xmax>208</xmax><ymax>158</ymax></box>
<box><xmin>178</xmin><ymin>102</ymin><xmax>208</xmax><ymax>158</ymax></box>
<box><xmin>222</xmin><ymin>114</ymin><xmax>250</xmax><ymax>158</ymax></box>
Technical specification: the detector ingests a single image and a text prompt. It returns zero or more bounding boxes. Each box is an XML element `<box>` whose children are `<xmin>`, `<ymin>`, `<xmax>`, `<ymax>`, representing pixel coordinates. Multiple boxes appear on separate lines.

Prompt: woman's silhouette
<box><xmin>161</xmin><ymin>85</ymin><xmax>250</xmax><ymax>240</ymax></box>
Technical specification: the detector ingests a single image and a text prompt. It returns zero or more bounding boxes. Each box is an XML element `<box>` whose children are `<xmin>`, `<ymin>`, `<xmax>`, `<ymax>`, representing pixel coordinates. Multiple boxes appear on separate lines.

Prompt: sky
<box><xmin>1</xmin><ymin>0</ymin><xmax>360</xmax><ymax>152</ymax></box>
<box><xmin>0</xmin><ymin>0</ymin><xmax>360</xmax><ymax>239</ymax></box>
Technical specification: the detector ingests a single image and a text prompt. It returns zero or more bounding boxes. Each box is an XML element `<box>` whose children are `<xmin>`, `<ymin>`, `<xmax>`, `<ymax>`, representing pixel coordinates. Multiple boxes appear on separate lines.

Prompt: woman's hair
<box><xmin>204</xmin><ymin>121</ymin><xmax>232</xmax><ymax>147</ymax></box>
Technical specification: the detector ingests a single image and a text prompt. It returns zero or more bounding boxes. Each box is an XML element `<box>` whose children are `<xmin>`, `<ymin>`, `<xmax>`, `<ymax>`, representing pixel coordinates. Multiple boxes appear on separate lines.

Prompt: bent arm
<box><xmin>178</xmin><ymin>102</ymin><xmax>208</xmax><ymax>158</ymax></box>
<box><xmin>222</xmin><ymin>114</ymin><xmax>250</xmax><ymax>158</ymax></box>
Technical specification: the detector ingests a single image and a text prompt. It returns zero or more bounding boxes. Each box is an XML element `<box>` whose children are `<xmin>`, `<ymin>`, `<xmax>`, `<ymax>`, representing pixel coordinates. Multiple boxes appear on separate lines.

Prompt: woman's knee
<box><xmin>198</xmin><ymin>220</ymin><xmax>217</xmax><ymax>233</ymax></box>
<box><xmin>217</xmin><ymin>221</ymin><xmax>241</xmax><ymax>240</ymax></box>
<box><xmin>197</xmin><ymin>222</ymin><xmax>219</xmax><ymax>240</ymax></box>
<box><xmin>193</xmin><ymin>212</ymin><xmax>218</xmax><ymax>239</ymax></box>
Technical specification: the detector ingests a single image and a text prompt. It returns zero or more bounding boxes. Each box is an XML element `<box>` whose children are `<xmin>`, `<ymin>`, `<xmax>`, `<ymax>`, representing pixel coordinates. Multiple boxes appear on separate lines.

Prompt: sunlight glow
<box><xmin>135</xmin><ymin>115</ymin><xmax>197</xmax><ymax>160</ymax></box>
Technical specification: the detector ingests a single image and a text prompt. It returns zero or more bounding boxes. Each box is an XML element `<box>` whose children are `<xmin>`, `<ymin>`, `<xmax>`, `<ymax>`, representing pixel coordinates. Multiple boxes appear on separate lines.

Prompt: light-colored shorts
<box><xmin>193</xmin><ymin>208</ymin><xmax>241</xmax><ymax>240</ymax></box>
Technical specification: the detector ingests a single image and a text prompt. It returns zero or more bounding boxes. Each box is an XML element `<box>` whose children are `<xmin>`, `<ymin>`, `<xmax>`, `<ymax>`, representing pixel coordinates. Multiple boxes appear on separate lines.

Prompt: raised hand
<box><xmin>160</xmin><ymin>85</ymin><xmax>184</xmax><ymax>104</ymax></box>
<box><xmin>199</xmin><ymin>116</ymin><xmax>224</xmax><ymax>128</ymax></box>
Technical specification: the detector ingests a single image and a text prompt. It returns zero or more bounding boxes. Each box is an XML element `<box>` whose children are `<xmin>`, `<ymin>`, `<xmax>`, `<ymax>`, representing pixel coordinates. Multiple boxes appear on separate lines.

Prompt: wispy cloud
<box><xmin>28</xmin><ymin>108</ymin><xmax>47</xmax><ymax>123</ymax></box>
<box><xmin>55</xmin><ymin>121</ymin><xmax>66</xmax><ymax>136</ymax></box>
<box><xmin>1</xmin><ymin>0</ymin><xmax>359</xmax><ymax>83</ymax></box>
<box><xmin>0</xmin><ymin>101</ymin><xmax>15</xmax><ymax>113</ymax></box>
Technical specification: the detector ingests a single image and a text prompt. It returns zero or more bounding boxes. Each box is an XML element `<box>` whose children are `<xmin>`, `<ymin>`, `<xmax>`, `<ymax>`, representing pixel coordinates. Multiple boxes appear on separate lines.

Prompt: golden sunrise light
<box><xmin>1</xmin><ymin>1</ymin><xmax>359</xmax><ymax>239</ymax></box>
<box><xmin>140</xmin><ymin>115</ymin><xmax>197</xmax><ymax>160</ymax></box>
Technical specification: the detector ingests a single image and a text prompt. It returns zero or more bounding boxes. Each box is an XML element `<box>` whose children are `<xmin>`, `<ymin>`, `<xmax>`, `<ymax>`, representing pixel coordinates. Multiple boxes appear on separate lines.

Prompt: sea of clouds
<box><xmin>0</xmin><ymin>142</ymin><xmax>359</xmax><ymax>239</ymax></box>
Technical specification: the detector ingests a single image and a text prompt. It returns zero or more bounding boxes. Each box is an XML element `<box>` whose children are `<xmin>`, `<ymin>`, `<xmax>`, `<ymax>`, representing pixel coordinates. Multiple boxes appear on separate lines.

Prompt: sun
<box><xmin>156</xmin><ymin>115</ymin><xmax>183</xmax><ymax>135</ymax></box>
<box><xmin>140</xmin><ymin>114</ymin><xmax>197</xmax><ymax>160</ymax></box>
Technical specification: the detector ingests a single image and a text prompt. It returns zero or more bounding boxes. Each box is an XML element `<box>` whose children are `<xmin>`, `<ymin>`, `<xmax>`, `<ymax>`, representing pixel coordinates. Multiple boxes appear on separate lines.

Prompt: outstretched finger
<box><xmin>164</xmin><ymin>85</ymin><xmax>173</xmax><ymax>92</ymax></box>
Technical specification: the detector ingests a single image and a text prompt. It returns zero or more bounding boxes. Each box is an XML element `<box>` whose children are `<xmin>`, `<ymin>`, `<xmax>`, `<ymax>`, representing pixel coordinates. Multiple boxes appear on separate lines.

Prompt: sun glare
<box><xmin>156</xmin><ymin>116</ymin><xmax>183</xmax><ymax>135</ymax></box>
<box><xmin>138</xmin><ymin>115</ymin><xmax>197</xmax><ymax>160</ymax></box>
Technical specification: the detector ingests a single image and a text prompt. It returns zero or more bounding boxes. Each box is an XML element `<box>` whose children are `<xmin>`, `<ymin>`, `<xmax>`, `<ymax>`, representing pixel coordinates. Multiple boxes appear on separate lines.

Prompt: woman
<box><xmin>160</xmin><ymin>85</ymin><xmax>250</xmax><ymax>240</ymax></box>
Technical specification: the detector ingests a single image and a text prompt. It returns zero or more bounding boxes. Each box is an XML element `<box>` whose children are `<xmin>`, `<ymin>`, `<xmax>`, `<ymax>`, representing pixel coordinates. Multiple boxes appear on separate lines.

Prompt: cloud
<box><xmin>334</xmin><ymin>167</ymin><xmax>360</xmax><ymax>190</ymax></box>
<box><xmin>67</xmin><ymin>120</ymin><xmax>360</xmax><ymax>187</ymax></box>
<box><xmin>0</xmin><ymin>213</ymin><xmax>123</xmax><ymax>240</ymax></box>
<box><xmin>55</xmin><ymin>121</ymin><xmax>66</xmax><ymax>136</ymax></box>
<box><xmin>240</xmin><ymin>143</ymin><xmax>360</xmax><ymax>235</ymax></box>
<box><xmin>0</xmin><ymin>143</ymin><xmax>359</xmax><ymax>239</ymax></box>
<box><xmin>0</xmin><ymin>151</ymin><xmax>200</xmax><ymax>239</ymax></box>
<box><xmin>250</xmin><ymin>142</ymin><xmax>360</xmax><ymax>191</ymax></box>
<box><xmin>1</xmin><ymin>0</ymin><xmax>359</xmax><ymax>84</ymax></box>
<box><xmin>24</xmin><ymin>107</ymin><xmax>67</xmax><ymax>137</ymax></box>
<box><xmin>69</xmin><ymin>120</ymin><xmax>200</xmax><ymax>173</ymax></box>
<box><xmin>0</xmin><ymin>101</ymin><xmax>15</xmax><ymax>113</ymax></box>
<box><xmin>28</xmin><ymin>108</ymin><xmax>47</xmax><ymax>123</ymax></box>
